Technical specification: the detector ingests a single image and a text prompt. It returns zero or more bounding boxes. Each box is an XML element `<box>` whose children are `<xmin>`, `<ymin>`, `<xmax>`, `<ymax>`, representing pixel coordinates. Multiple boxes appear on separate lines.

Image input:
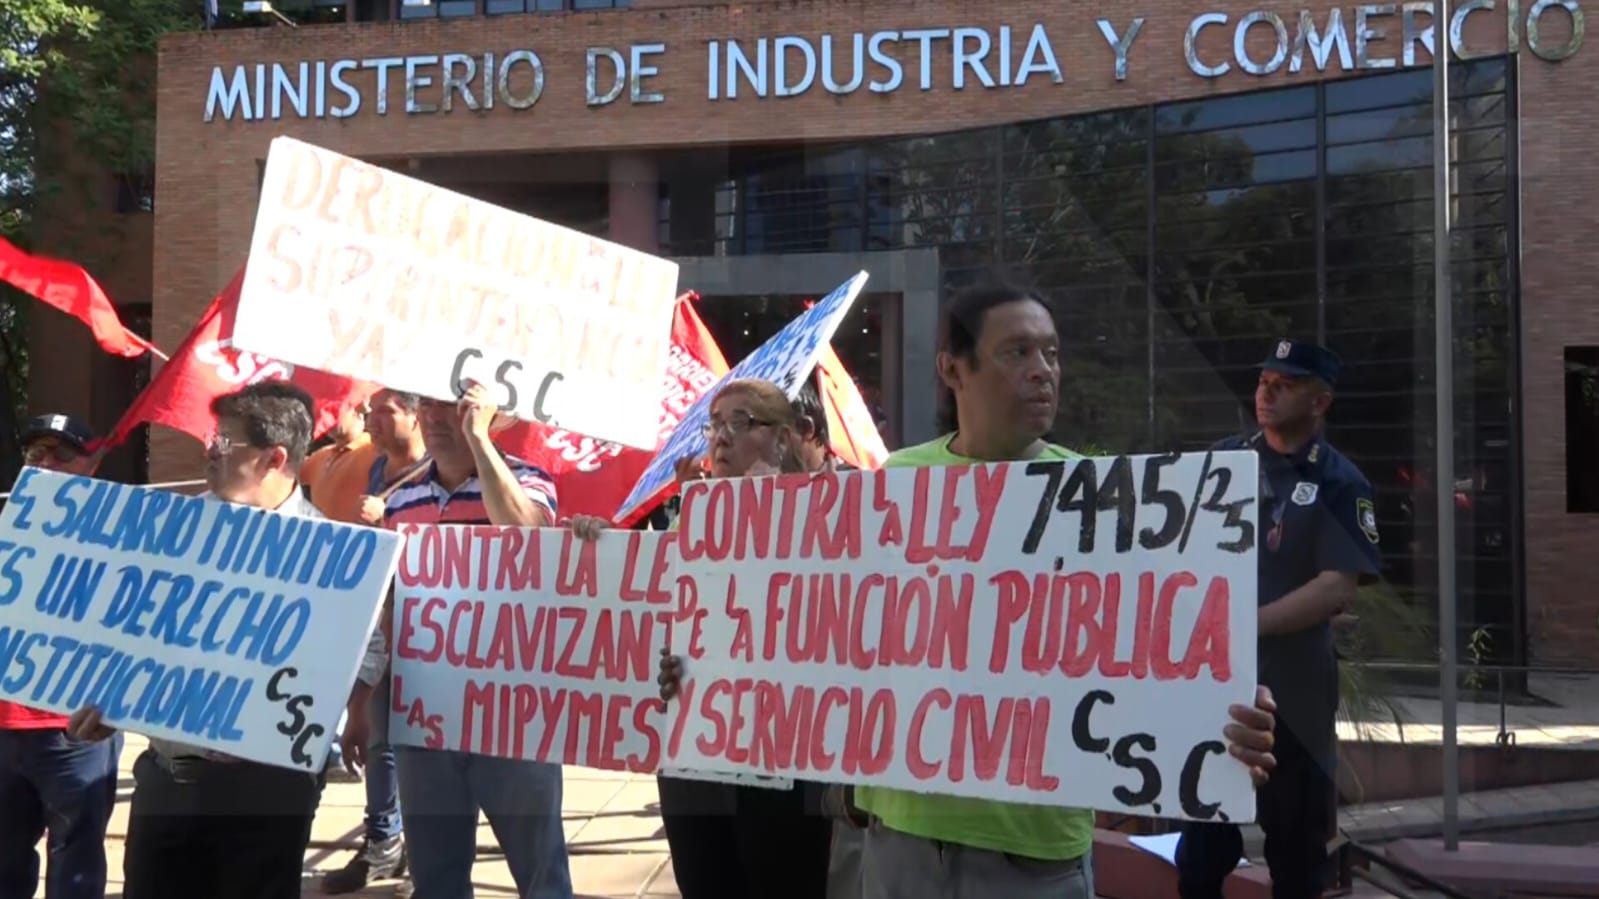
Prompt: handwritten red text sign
<box><xmin>236</xmin><ymin>136</ymin><xmax>679</xmax><ymax>450</ymax></box>
<box><xmin>387</xmin><ymin>524</ymin><xmax>678</xmax><ymax>772</ymax></box>
<box><xmin>666</xmin><ymin>451</ymin><xmax>1260</xmax><ymax>823</ymax></box>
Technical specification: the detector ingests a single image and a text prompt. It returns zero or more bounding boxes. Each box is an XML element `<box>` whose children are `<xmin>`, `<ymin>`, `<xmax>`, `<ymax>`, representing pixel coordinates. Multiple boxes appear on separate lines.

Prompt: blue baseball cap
<box><xmin>1261</xmin><ymin>339</ymin><xmax>1342</xmax><ymax>387</ymax></box>
<box><xmin>21</xmin><ymin>414</ymin><xmax>96</xmax><ymax>453</ymax></box>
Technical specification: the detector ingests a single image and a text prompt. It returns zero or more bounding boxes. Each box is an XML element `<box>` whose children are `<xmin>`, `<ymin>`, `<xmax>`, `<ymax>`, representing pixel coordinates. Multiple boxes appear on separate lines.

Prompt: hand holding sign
<box><xmin>658</xmin><ymin>647</ymin><xmax>683</xmax><ymax>704</ymax></box>
<box><xmin>67</xmin><ymin>705</ymin><xmax>116</xmax><ymax>743</ymax></box>
<box><xmin>457</xmin><ymin>379</ymin><xmax>500</xmax><ymax>443</ymax></box>
<box><xmin>1227</xmin><ymin>686</ymin><xmax>1277</xmax><ymax>788</ymax></box>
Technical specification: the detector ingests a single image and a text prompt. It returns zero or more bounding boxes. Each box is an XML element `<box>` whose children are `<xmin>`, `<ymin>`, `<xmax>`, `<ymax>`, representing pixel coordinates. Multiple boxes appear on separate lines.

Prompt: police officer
<box><xmin>1176</xmin><ymin>339</ymin><xmax>1381</xmax><ymax>899</ymax></box>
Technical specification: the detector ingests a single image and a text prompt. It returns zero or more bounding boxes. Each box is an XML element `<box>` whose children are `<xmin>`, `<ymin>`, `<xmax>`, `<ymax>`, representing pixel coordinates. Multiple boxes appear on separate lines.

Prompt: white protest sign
<box><xmin>665</xmin><ymin>452</ymin><xmax>1261</xmax><ymax>823</ymax></box>
<box><xmin>0</xmin><ymin>468</ymin><xmax>402</xmax><ymax>772</ymax></box>
<box><xmin>235</xmin><ymin>136</ymin><xmax>680</xmax><ymax>450</ymax></box>
<box><xmin>613</xmin><ymin>271</ymin><xmax>868</xmax><ymax>522</ymax></box>
<box><xmin>388</xmin><ymin>524</ymin><xmax>676</xmax><ymax>772</ymax></box>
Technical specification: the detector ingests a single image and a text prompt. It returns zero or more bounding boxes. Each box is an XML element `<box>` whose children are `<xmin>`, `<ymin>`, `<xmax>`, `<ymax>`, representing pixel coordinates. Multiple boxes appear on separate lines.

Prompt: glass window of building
<box><xmin>654</xmin><ymin>54</ymin><xmax>1521</xmax><ymax>665</ymax></box>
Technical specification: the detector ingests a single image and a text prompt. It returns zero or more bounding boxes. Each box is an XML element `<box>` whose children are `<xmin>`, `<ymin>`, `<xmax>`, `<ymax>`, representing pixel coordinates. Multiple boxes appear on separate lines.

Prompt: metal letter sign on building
<box><xmin>201</xmin><ymin>4</ymin><xmax>1585</xmax><ymax>121</ymax></box>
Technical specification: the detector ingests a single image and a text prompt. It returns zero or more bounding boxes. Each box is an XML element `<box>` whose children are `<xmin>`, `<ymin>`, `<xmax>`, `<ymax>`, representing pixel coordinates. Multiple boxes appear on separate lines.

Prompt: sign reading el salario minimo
<box><xmin>0</xmin><ymin>468</ymin><xmax>401</xmax><ymax>771</ymax></box>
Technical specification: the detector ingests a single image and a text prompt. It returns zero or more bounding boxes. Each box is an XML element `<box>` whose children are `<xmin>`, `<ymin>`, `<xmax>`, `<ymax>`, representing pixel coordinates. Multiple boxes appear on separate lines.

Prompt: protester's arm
<box><xmin>470</xmin><ymin>440</ymin><xmax>553</xmax><ymax>528</ymax></box>
<box><xmin>459</xmin><ymin>382</ymin><xmax>552</xmax><ymax>528</ymax></box>
<box><xmin>1258</xmin><ymin>571</ymin><xmax>1359</xmax><ymax>637</ymax></box>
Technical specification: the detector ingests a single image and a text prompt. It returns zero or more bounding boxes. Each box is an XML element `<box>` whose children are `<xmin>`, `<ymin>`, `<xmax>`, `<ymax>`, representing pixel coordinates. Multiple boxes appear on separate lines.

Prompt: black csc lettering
<box><xmin>1071</xmin><ymin>689</ymin><xmax>1163</xmax><ymax>813</ymax></box>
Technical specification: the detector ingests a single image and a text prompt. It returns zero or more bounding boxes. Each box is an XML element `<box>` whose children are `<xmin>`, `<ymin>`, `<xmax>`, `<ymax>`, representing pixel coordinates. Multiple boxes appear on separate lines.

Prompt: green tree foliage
<box><xmin>0</xmin><ymin>0</ymin><xmax>197</xmax><ymax>457</ymax></box>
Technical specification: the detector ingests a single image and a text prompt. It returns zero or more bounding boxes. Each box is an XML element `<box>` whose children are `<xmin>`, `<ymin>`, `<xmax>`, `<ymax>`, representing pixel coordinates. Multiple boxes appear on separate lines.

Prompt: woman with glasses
<box><xmin>570</xmin><ymin>377</ymin><xmax>833</xmax><ymax>899</ymax></box>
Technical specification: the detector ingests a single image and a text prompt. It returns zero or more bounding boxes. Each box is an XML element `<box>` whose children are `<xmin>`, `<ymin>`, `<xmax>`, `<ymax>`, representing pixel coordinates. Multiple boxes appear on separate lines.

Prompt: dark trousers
<box><xmin>658</xmin><ymin>774</ymin><xmax>832</xmax><ymax>899</ymax></box>
<box><xmin>1176</xmin><ymin>720</ymin><xmax>1334</xmax><ymax>899</ymax></box>
<box><xmin>122</xmin><ymin>750</ymin><xmax>324</xmax><ymax>899</ymax></box>
<box><xmin>0</xmin><ymin>728</ymin><xmax>123</xmax><ymax>899</ymax></box>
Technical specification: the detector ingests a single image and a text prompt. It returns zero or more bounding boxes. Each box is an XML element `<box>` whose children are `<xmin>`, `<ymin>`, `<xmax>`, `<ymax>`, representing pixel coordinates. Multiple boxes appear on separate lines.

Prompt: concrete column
<box><xmin>608</xmin><ymin>152</ymin><xmax>659</xmax><ymax>253</ymax></box>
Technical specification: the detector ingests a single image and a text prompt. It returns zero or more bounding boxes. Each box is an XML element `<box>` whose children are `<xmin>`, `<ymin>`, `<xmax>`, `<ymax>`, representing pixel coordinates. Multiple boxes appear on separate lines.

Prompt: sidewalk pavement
<box><xmin>99</xmin><ymin>735</ymin><xmax>681</xmax><ymax>898</ymax></box>
<box><xmin>90</xmin><ymin>724</ymin><xmax>1599</xmax><ymax>897</ymax></box>
<box><xmin>1335</xmin><ymin>672</ymin><xmax>1599</xmax><ymax>750</ymax></box>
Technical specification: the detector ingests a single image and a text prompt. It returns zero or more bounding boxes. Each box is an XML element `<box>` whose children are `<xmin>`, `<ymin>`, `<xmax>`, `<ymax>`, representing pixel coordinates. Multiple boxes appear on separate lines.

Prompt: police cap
<box><xmin>1262</xmin><ymin>339</ymin><xmax>1342</xmax><ymax>388</ymax></box>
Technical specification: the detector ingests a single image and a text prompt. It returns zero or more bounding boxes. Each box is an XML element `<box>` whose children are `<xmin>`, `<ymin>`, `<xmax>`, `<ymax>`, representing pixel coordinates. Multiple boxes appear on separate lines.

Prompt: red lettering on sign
<box><xmin>872</xmin><ymin>475</ymin><xmax>903</xmax><ymax>548</ymax></box>
<box><xmin>987</xmin><ymin>571</ymin><xmax>1230</xmax><ymax>681</ymax></box>
<box><xmin>1183</xmin><ymin>576</ymin><xmax>1232</xmax><ymax>682</ymax></box>
<box><xmin>690</xmin><ymin>680</ymin><xmax>899</xmax><ymax>780</ymax></box>
<box><xmin>400</xmin><ymin>527</ymin><xmax>541</xmax><ymax>592</ymax></box>
<box><xmin>760</xmin><ymin>571</ymin><xmax>974</xmax><ymax>672</ymax></box>
<box><xmin>905</xmin><ymin>466</ymin><xmax>1008</xmax><ymax>564</ymax></box>
<box><xmin>800</xmin><ymin>472</ymin><xmax>863</xmax><ymax>561</ymax></box>
<box><xmin>734</xmin><ymin>478</ymin><xmax>774</xmax><ymax>561</ymax></box>
<box><xmin>907</xmin><ymin>688</ymin><xmax>951</xmax><ymax>780</ymax></box>
<box><xmin>619</xmin><ymin>532</ymin><xmax>673</xmax><ymax>605</ymax></box>
<box><xmin>457</xmin><ymin>681</ymin><xmax>664</xmax><ymax>772</ymax></box>
<box><xmin>395</xmin><ymin>596</ymin><xmax>445</xmax><ymax>662</ymax></box>
<box><xmin>555</xmin><ymin>531</ymin><xmax>598</xmax><ymax>597</ymax></box>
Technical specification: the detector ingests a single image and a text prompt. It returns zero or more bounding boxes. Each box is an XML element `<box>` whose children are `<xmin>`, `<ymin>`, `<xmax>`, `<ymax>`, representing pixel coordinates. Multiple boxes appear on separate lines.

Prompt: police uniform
<box><xmin>1176</xmin><ymin>341</ymin><xmax>1382</xmax><ymax>899</ymax></box>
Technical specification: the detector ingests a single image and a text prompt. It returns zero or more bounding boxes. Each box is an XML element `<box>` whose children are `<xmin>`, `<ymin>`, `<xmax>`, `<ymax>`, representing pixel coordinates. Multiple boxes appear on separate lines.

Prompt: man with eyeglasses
<box><xmin>0</xmin><ymin>415</ymin><xmax>123</xmax><ymax>899</ymax></box>
<box><xmin>68</xmin><ymin>383</ymin><xmax>347</xmax><ymax>899</ymax></box>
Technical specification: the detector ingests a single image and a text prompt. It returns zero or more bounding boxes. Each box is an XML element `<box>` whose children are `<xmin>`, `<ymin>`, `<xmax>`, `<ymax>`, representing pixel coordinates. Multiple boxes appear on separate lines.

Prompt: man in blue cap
<box><xmin>0</xmin><ymin>414</ymin><xmax>122</xmax><ymax>899</ymax></box>
<box><xmin>1176</xmin><ymin>340</ymin><xmax>1381</xmax><ymax>898</ymax></box>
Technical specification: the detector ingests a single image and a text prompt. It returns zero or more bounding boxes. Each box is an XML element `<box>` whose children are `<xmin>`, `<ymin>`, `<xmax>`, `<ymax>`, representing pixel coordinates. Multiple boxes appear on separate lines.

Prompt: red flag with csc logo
<box><xmin>101</xmin><ymin>266</ymin><xmax>375</xmax><ymax>448</ymax></box>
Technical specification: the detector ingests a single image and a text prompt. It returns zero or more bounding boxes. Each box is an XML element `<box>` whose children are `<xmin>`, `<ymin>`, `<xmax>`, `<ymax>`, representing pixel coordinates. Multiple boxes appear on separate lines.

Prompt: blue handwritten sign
<box><xmin>613</xmin><ymin>271</ymin><xmax>869</xmax><ymax>522</ymax></box>
<box><xmin>0</xmin><ymin>468</ymin><xmax>402</xmax><ymax>771</ymax></box>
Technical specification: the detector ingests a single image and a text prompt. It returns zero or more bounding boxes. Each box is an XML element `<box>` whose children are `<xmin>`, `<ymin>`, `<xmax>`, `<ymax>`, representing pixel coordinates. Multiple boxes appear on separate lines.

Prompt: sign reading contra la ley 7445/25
<box><xmin>233</xmin><ymin>136</ymin><xmax>681</xmax><ymax>451</ymax></box>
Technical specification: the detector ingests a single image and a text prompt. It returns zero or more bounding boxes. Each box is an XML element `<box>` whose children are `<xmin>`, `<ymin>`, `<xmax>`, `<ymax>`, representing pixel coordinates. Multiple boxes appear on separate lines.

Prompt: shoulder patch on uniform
<box><xmin>1291</xmin><ymin>482</ymin><xmax>1319</xmax><ymax>505</ymax></box>
<box><xmin>1356</xmin><ymin>497</ymin><xmax>1379</xmax><ymax>543</ymax></box>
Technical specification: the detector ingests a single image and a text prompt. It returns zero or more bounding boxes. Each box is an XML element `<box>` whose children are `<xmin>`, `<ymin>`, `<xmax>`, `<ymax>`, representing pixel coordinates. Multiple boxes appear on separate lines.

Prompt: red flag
<box><xmin>0</xmin><ymin>237</ymin><xmax>155</xmax><ymax>358</ymax></box>
<box><xmin>815</xmin><ymin>345</ymin><xmax>889</xmax><ymax>470</ymax></box>
<box><xmin>102</xmin><ymin>266</ymin><xmax>374</xmax><ymax>448</ymax></box>
<box><xmin>497</xmin><ymin>296</ymin><xmax>729</xmax><ymax>525</ymax></box>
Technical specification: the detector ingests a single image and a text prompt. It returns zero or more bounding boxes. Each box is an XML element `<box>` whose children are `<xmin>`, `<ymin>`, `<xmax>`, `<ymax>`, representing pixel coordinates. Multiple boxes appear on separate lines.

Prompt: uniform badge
<box><xmin>1307</xmin><ymin>443</ymin><xmax>1320</xmax><ymax>463</ymax></box>
<box><xmin>1276</xmin><ymin>340</ymin><xmax>1292</xmax><ymax>359</ymax></box>
<box><xmin>1291</xmin><ymin>482</ymin><xmax>1318</xmax><ymax>505</ymax></box>
<box><xmin>1357</xmin><ymin>497</ymin><xmax>1379</xmax><ymax>543</ymax></box>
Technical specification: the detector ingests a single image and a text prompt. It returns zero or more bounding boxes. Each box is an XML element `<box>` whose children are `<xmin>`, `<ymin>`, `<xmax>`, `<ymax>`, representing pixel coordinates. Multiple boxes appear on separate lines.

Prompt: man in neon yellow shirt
<box><xmin>851</xmin><ymin>283</ymin><xmax>1278</xmax><ymax>899</ymax></box>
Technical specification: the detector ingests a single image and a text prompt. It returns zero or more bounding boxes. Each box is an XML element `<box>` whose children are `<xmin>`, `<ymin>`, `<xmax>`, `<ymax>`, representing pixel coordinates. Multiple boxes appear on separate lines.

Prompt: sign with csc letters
<box><xmin>665</xmin><ymin>451</ymin><xmax>1261</xmax><ymax>822</ymax></box>
<box><xmin>235</xmin><ymin>136</ymin><xmax>681</xmax><ymax>450</ymax></box>
<box><xmin>0</xmin><ymin>469</ymin><xmax>402</xmax><ymax>771</ymax></box>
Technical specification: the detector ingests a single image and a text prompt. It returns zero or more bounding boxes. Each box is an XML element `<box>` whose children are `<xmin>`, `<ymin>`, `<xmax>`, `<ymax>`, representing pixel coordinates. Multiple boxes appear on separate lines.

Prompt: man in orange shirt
<box><xmin>302</xmin><ymin>404</ymin><xmax>374</xmax><ymax>519</ymax></box>
<box><xmin>320</xmin><ymin>390</ymin><xmax>427</xmax><ymax>896</ymax></box>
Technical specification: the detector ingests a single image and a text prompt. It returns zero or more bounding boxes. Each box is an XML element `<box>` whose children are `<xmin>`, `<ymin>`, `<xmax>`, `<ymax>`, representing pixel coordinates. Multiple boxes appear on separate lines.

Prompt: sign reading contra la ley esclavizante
<box><xmin>202</xmin><ymin>1</ymin><xmax>1585</xmax><ymax>122</ymax></box>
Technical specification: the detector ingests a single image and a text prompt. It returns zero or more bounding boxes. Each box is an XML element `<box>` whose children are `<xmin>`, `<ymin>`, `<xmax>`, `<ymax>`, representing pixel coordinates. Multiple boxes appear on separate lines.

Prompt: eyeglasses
<box><xmin>702</xmin><ymin>412</ymin><xmax>774</xmax><ymax>439</ymax></box>
<box><xmin>207</xmin><ymin>433</ymin><xmax>252</xmax><ymax>457</ymax></box>
<box><xmin>22</xmin><ymin>443</ymin><xmax>77</xmax><ymax>466</ymax></box>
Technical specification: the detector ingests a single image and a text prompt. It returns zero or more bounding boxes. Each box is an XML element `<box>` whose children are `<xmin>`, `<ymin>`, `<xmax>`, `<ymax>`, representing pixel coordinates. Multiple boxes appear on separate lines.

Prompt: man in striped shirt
<box><xmin>339</xmin><ymin>381</ymin><xmax>572</xmax><ymax>899</ymax></box>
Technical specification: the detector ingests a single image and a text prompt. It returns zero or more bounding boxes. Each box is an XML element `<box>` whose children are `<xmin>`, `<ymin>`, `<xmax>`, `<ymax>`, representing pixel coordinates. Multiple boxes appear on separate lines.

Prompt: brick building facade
<box><xmin>27</xmin><ymin>0</ymin><xmax>1599</xmax><ymax>666</ymax></box>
